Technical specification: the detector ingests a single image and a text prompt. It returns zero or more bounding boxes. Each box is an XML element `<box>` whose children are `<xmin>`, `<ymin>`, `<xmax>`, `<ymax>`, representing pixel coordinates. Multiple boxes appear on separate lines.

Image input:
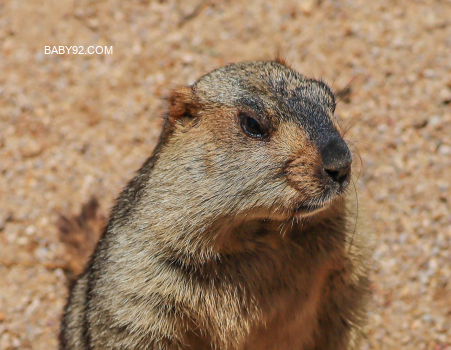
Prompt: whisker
<box><xmin>348</xmin><ymin>143</ymin><xmax>364</xmax><ymax>183</ymax></box>
<box><xmin>331</xmin><ymin>63</ymin><xmax>352</xmax><ymax>92</ymax></box>
<box><xmin>347</xmin><ymin>177</ymin><xmax>359</xmax><ymax>255</ymax></box>
<box><xmin>342</xmin><ymin>114</ymin><xmax>366</xmax><ymax>137</ymax></box>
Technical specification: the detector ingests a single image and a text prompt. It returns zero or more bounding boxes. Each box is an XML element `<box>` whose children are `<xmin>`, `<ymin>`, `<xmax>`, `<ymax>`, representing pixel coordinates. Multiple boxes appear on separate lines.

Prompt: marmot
<box><xmin>60</xmin><ymin>60</ymin><xmax>370</xmax><ymax>350</ymax></box>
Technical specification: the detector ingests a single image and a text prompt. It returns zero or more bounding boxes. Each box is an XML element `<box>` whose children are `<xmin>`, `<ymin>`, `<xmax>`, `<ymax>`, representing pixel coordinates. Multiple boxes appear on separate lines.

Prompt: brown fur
<box><xmin>60</xmin><ymin>61</ymin><xmax>371</xmax><ymax>350</ymax></box>
<box><xmin>57</xmin><ymin>197</ymin><xmax>105</xmax><ymax>281</ymax></box>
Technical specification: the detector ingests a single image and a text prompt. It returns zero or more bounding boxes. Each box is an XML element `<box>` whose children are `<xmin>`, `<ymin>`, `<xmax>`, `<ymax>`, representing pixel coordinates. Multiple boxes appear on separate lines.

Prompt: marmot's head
<box><xmin>161</xmin><ymin>61</ymin><xmax>352</xmax><ymax>221</ymax></box>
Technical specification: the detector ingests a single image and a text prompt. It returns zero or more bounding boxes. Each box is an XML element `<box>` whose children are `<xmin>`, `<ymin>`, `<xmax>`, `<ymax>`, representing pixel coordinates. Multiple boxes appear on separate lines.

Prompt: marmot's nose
<box><xmin>321</xmin><ymin>137</ymin><xmax>352</xmax><ymax>184</ymax></box>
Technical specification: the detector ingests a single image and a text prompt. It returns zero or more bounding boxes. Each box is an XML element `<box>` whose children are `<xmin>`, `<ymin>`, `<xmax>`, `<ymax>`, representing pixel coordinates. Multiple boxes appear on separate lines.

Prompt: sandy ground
<box><xmin>1</xmin><ymin>0</ymin><xmax>451</xmax><ymax>349</ymax></box>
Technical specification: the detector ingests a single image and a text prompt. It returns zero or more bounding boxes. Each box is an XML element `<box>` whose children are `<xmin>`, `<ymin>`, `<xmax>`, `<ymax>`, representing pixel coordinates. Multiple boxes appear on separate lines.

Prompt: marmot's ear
<box><xmin>274</xmin><ymin>53</ymin><xmax>291</xmax><ymax>68</ymax></box>
<box><xmin>167</xmin><ymin>86</ymin><xmax>200</xmax><ymax>125</ymax></box>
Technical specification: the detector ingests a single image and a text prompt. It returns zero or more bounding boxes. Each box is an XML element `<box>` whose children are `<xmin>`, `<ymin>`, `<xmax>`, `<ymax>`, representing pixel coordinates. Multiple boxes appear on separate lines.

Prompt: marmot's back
<box><xmin>60</xmin><ymin>60</ymin><xmax>370</xmax><ymax>350</ymax></box>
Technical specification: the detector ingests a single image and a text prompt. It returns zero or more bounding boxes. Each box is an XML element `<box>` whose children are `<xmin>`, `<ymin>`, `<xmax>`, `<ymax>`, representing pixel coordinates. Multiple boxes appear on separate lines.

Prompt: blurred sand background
<box><xmin>1</xmin><ymin>0</ymin><xmax>451</xmax><ymax>349</ymax></box>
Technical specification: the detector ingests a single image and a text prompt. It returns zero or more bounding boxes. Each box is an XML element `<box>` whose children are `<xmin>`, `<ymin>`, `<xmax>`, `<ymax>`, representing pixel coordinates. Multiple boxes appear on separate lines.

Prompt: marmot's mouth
<box><xmin>293</xmin><ymin>202</ymin><xmax>328</xmax><ymax>216</ymax></box>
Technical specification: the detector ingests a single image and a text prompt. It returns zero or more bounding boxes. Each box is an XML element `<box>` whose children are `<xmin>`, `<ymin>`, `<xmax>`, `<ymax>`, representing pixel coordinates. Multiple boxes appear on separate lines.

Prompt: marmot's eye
<box><xmin>240</xmin><ymin>113</ymin><xmax>266</xmax><ymax>138</ymax></box>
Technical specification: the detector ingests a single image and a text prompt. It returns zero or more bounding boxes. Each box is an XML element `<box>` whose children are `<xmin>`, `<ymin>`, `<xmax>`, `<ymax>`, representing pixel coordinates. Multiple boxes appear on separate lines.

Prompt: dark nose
<box><xmin>321</xmin><ymin>136</ymin><xmax>352</xmax><ymax>184</ymax></box>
